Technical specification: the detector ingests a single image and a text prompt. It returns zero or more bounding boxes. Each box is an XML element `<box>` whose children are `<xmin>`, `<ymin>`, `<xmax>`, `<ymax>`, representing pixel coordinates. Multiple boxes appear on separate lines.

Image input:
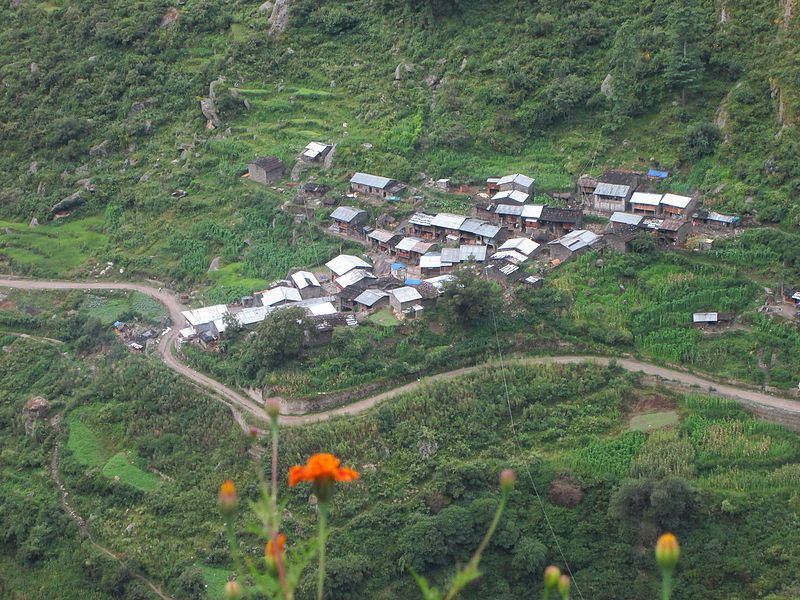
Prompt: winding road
<box><xmin>1</xmin><ymin>277</ymin><xmax>799</xmax><ymax>431</ymax></box>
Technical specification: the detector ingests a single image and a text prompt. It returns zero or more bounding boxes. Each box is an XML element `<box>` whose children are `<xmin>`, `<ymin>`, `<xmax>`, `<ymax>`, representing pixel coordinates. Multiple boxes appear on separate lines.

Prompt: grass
<box><xmin>80</xmin><ymin>291</ymin><xmax>166</xmax><ymax>324</ymax></box>
<box><xmin>198</xmin><ymin>564</ymin><xmax>237</xmax><ymax>600</ymax></box>
<box><xmin>630</xmin><ymin>411</ymin><xmax>679</xmax><ymax>431</ymax></box>
<box><xmin>66</xmin><ymin>415</ymin><xmax>107</xmax><ymax>467</ymax></box>
<box><xmin>0</xmin><ymin>217</ymin><xmax>107</xmax><ymax>277</ymax></box>
<box><xmin>369</xmin><ymin>309</ymin><xmax>400</xmax><ymax>327</ymax></box>
<box><xmin>101</xmin><ymin>452</ymin><xmax>161</xmax><ymax>492</ymax></box>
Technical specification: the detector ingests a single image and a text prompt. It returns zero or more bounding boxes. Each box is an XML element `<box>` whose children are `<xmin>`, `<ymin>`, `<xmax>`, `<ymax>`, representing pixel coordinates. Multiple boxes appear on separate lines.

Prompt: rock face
<box><xmin>50</xmin><ymin>191</ymin><xmax>83</xmax><ymax>214</ymax></box>
<box><xmin>269</xmin><ymin>0</ymin><xmax>293</xmax><ymax>35</ymax></box>
<box><xmin>200</xmin><ymin>98</ymin><xmax>221</xmax><ymax>129</ymax></box>
<box><xmin>89</xmin><ymin>140</ymin><xmax>110</xmax><ymax>157</ymax></box>
<box><xmin>23</xmin><ymin>396</ymin><xmax>50</xmax><ymax>437</ymax></box>
<box><xmin>394</xmin><ymin>62</ymin><xmax>414</xmax><ymax>81</ymax></box>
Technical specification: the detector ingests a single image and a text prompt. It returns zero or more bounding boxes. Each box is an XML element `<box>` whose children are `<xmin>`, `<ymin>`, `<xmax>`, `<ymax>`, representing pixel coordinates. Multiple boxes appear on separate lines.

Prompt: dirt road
<box><xmin>1</xmin><ymin>278</ymin><xmax>798</xmax><ymax>430</ymax></box>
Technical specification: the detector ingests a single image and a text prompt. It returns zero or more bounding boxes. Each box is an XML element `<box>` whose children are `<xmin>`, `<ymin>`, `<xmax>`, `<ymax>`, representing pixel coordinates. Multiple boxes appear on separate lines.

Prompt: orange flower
<box><xmin>218</xmin><ymin>480</ymin><xmax>238</xmax><ymax>515</ymax></box>
<box><xmin>266</xmin><ymin>533</ymin><xmax>287</xmax><ymax>560</ymax></box>
<box><xmin>288</xmin><ymin>453</ymin><xmax>359</xmax><ymax>501</ymax></box>
<box><xmin>655</xmin><ymin>533</ymin><xmax>680</xmax><ymax>571</ymax></box>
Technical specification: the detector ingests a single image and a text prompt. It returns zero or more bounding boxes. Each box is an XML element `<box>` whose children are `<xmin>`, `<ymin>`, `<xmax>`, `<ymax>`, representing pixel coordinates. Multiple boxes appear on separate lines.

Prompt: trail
<box><xmin>49</xmin><ymin>416</ymin><xmax>176</xmax><ymax>600</ymax></box>
<box><xmin>1</xmin><ymin>278</ymin><xmax>798</xmax><ymax>431</ymax></box>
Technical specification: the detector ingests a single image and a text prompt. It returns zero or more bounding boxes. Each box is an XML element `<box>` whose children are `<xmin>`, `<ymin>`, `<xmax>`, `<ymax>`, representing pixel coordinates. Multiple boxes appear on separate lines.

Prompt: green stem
<box><xmin>662</xmin><ymin>570</ymin><xmax>673</xmax><ymax>600</ymax></box>
<box><xmin>317</xmin><ymin>502</ymin><xmax>329</xmax><ymax>600</ymax></box>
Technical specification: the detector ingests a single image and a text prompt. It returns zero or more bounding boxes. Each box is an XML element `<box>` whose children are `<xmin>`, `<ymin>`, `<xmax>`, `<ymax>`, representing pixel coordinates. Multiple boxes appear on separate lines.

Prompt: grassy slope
<box><xmin>1</xmin><ymin>0</ymin><xmax>799</xmax><ymax>291</ymax></box>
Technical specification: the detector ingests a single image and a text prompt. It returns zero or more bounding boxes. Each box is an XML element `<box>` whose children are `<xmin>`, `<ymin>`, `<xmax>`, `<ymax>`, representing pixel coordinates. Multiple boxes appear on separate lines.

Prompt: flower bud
<box><xmin>557</xmin><ymin>574</ymin><xmax>571</xmax><ymax>599</ymax></box>
<box><xmin>499</xmin><ymin>469</ymin><xmax>516</xmax><ymax>492</ymax></box>
<box><xmin>265</xmin><ymin>398</ymin><xmax>281</xmax><ymax>419</ymax></box>
<box><xmin>224</xmin><ymin>580</ymin><xmax>242</xmax><ymax>600</ymax></box>
<box><xmin>543</xmin><ymin>565</ymin><xmax>561</xmax><ymax>591</ymax></box>
<box><xmin>655</xmin><ymin>533</ymin><xmax>680</xmax><ymax>571</ymax></box>
<box><xmin>248</xmin><ymin>425</ymin><xmax>260</xmax><ymax>438</ymax></box>
<box><xmin>218</xmin><ymin>480</ymin><xmax>238</xmax><ymax>516</ymax></box>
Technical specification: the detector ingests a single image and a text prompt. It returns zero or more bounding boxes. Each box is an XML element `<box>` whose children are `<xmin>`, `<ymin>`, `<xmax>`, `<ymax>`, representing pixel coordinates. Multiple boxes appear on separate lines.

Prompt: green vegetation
<box><xmin>368</xmin><ymin>308</ymin><xmax>400</xmax><ymax>327</ymax></box>
<box><xmin>101</xmin><ymin>452</ymin><xmax>162</xmax><ymax>493</ymax></box>
<box><xmin>67</xmin><ymin>415</ymin><xmax>107</xmax><ymax>467</ymax></box>
<box><xmin>630</xmin><ymin>411</ymin><xmax>680</xmax><ymax>431</ymax></box>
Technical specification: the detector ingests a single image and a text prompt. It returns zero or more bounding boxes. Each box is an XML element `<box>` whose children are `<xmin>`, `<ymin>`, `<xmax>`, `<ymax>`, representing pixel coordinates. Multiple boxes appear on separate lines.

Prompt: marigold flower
<box><xmin>543</xmin><ymin>565</ymin><xmax>561</xmax><ymax>591</ymax></box>
<box><xmin>224</xmin><ymin>580</ymin><xmax>242</xmax><ymax>600</ymax></box>
<box><xmin>655</xmin><ymin>533</ymin><xmax>680</xmax><ymax>571</ymax></box>
<box><xmin>218</xmin><ymin>480</ymin><xmax>238</xmax><ymax>515</ymax></box>
<box><xmin>266</xmin><ymin>533</ymin><xmax>287</xmax><ymax>560</ymax></box>
<box><xmin>289</xmin><ymin>453</ymin><xmax>359</xmax><ymax>503</ymax></box>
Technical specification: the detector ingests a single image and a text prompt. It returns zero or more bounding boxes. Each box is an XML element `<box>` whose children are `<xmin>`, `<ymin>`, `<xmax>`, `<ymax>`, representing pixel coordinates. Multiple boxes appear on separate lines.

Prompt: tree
<box><xmin>176</xmin><ymin>566</ymin><xmax>206</xmax><ymax>600</ymax></box>
<box><xmin>681</xmin><ymin>122</ymin><xmax>721</xmax><ymax>161</ymax></box>
<box><xmin>441</xmin><ymin>267</ymin><xmax>501</xmax><ymax>325</ymax></box>
<box><xmin>242</xmin><ymin>307</ymin><xmax>314</xmax><ymax>378</ymax></box>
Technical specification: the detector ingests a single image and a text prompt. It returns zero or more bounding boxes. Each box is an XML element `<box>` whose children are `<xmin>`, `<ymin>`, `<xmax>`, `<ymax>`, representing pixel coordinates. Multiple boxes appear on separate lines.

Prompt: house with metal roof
<box><xmin>591</xmin><ymin>182</ymin><xmax>632</xmax><ymax>213</ymax></box>
<box><xmin>431</xmin><ymin>213</ymin><xmax>468</xmax><ymax>233</ymax></box>
<box><xmin>182</xmin><ymin>304</ymin><xmax>231</xmax><ymax>328</ymax></box>
<box><xmin>485</xmin><ymin>260</ymin><xmax>523</xmax><ymax>282</ymax></box>
<box><xmin>329</xmin><ymin>206</ymin><xmax>368</xmax><ymax>234</ymax></box>
<box><xmin>334</xmin><ymin>269</ymin><xmax>377</xmax><ymax>291</ymax></box>
<box><xmin>609</xmin><ymin>212</ymin><xmax>644</xmax><ymax>227</ymax></box>
<box><xmin>458</xmin><ymin>219</ymin><xmax>503</xmax><ymax>246</ymax></box>
<box><xmin>660</xmin><ymin>193</ymin><xmax>696</xmax><ymax>219</ymax></box>
<box><xmin>440</xmin><ymin>245</ymin><xmax>488</xmax><ymax>264</ymax></box>
<box><xmin>353</xmin><ymin>289</ymin><xmax>390</xmax><ymax>312</ymax></box>
<box><xmin>691</xmin><ymin>210</ymin><xmax>740</xmax><ymax>228</ymax></box>
<box><xmin>302</xmin><ymin>141</ymin><xmax>333</xmax><ymax>162</ymax></box>
<box><xmin>389</xmin><ymin>286</ymin><xmax>424</xmax><ymax>316</ymax></box>
<box><xmin>367</xmin><ymin>228</ymin><xmax>401</xmax><ymax>252</ymax></box>
<box><xmin>641</xmin><ymin>218</ymin><xmax>691</xmax><ymax>245</ymax></box>
<box><xmin>290</xmin><ymin>270</ymin><xmax>324</xmax><ymax>299</ymax></box>
<box><xmin>538</xmin><ymin>207</ymin><xmax>582</xmax><ymax>234</ymax></box>
<box><xmin>548</xmin><ymin>230</ymin><xmax>602</xmax><ymax>261</ymax></box>
<box><xmin>629</xmin><ymin>192</ymin><xmax>663</xmax><ymax>216</ymax></box>
<box><xmin>260</xmin><ymin>286</ymin><xmax>302</xmax><ymax>308</ymax></box>
<box><xmin>350</xmin><ymin>172</ymin><xmax>405</xmax><ymax>198</ymax></box>
<box><xmin>393</xmin><ymin>236</ymin><xmax>435</xmax><ymax>264</ymax></box>
<box><xmin>325</xmin><ymin>254</ymin><xmax>372</xmax><ymax>278</ymax></box>
<box><xmin>498</xmin><ymin>237</ymin><xmax>540</xmax><ymax>257</ymax></box>
<box><xmin>491</xmin><ymin>189</ymin><xmax>530</xmax><ymax>205</ymax></box>
<box><xmin>497</xmin><ymin>173</ymin><xmax>535</xmax><ymax>195</ymax></box>
<box><xmin>408</xmin><ymin>212</ymin><xmax>436</xmax><ymax>239</ymax></box>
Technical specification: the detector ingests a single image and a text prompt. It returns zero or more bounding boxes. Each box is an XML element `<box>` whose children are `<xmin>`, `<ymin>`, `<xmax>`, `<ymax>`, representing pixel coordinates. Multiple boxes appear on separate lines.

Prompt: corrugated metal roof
<box><xmin>495</xmin><ymin>204</ymin><xmax>524</xmax><ymax>216</ymax></box>
<box><xmin>549</xmin><ymin>229</ymin><xmax>600</xmax><ymax>252</ymax></box>
<box><xmin>424</xmin><ymin>274</ymin><xmax>456</xmax><ymax>290</ymax></box>
<box><xmin>693</xmin><ymin>312</ymin><xmax>718</xmax><ymax>323</ymax></box>
<box><xmin>182</xmin><ymin>304</ymin><xmax>230</xmax><ymax>327</ymax></box>
<box><xmin>420</xmin><ymin>253</ymin><xmax>445</xmax><ymax>268</ymax></box>
<box><xmin>491</xmin><ymin>250</ymin><xmax>529</xmax><ymax>263</ymax></box>
<box><xmin>308</xmin><ymin>301</ymin><xmax>337</xmax><ymax>316</ymax></box>
<box><xmin>610</xmin><ymin>212</ymin><xmax>644</xmax><ymax>225</ymax></box>
<box><xmin>523</xmin><ymin>276</ymin><xmax>542</xmax><ymax>285</ymax></box>
<box><xmin>335</xmin><ymin>269</ymin><xmax>377</xmax><ymax>289</ymax></box>
<box><xmin>661</xmin><ymin>193</ymin><xmax>692</xmax><ymax>209</ymax></box>
<box><xmin>491</xmin><ymin>190</ymin><xmax>529</xmax><ymax>204</ymax></box>
<box><xmin>330</xmin><ymin>206</ymin><xmax>366</xmax><ymax>223</ymax></box>
<box><xmin>500</xmin><ymin>263</ymin><xmax>520</xmax><ymax>275</ymax></box>
<box><xmin>305</xmin><ymin>141</ymin><xmax>329</xmax><ymax>153</ymax></box>
<box><xmin>647</xmin><ymin>169</ymin><xmax>669</xmax><ymax>178</ymax></box>
<box><xmin>474</xmin><ymin>223</ymin><xmax>501</xmax><ymax>238</ymax></box>
<box><xmin>354</xmin><ymin>289</ymin><xmax>389</xmax><ymax>307</ymax></box>
<box><xmin>235</xmin><ymin>306</ymin><xmax>272</xmax><ymax>326</ymax></box>
<box><xmin>291</xmin><ymin>270</ymin><xmax>320</xmax><ymax>289</ymax></box>
<box><xmin>261</xmin><ymin>286</ymin><xmax>302</xmax><ymax>307</ymax></box>
<box><xmin>350</xmin><ymin>172</ymin><xmax>394</xmax><ymax>189</ymax></box>
<box><xmin>367</xmin><ymin>229</ymin><xmax>397</xmax><ymax>243</ymax></box>
<box><xmin>499</xmin><ymin>238</ymin><xmax>540</xmax><ymax>255</ymax></box>
<box><xmin>409</xmin><ymin>212</ymin><xmax>434</xmax><ymax>227</ymax></box>
<box><xmin>521</xmin><ymin>204</ymin><xmax>544</xmax><ymax>219</ymax></box>
<box><xmin>391</xmin><ymin>286</ymin><xmax>423</xmax><ymax>303</ymax></box>
<box><xmin>497</xmin><ymin>173</ymin><xmax>535</xmax><ymax>188</ymax></box>
<box><xmin>486</xmin><ymin>177</ymin><xmax>501</xmax><ymax>184</ymax></box>
<box><xmin>630</xmin><ymin>192</ymin><xmax>663</xmax><ymax>206</ymax></box>
<box><xmin>326</xmin><ymin>254</ymin><xmax>372</xmax><ymax>276</ymax></box>
<box><xmin>594</xmin><ymin>182</ymin><xmax>630</xmax><ymax>198</ymax></box>
<box><xmin>432</xmin><ymin>213</ymin><xmax>467</xmax><ymax>230</ymax></box>
<box><xmin>706</xmin><ymin>212</ymin><xmax>739</xmax><ymax>224</ymax></box>
<box><xmin>395</xmin><ymin>237</ymin><xmax>432</xmax><ymax>253</ymax></box>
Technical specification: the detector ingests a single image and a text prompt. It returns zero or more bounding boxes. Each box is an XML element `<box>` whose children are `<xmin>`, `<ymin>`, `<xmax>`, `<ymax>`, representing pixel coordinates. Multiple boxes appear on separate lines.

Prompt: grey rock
<box><xmin>258</xmin><ymin>0</ymin><xmax>273</xmax><ymax>12</ymax></box>
<box><xmin>28</xmin><ymin>161</ymin><xmax>38</xmax><ymax>174</ymax></box>
<box><xmin>75</xmin><ymin>164</ymin><xmax>89</xmax><ymax>176</ymax></box>
<box><xmin>459</xmin><ymin>57</ymin><xmax>467</xmax><ymax>73</ymax></box>
<box><xmin>600</xmin><ymin>73</ymin><xmax>614</xmax><ymax>97</ymax></box>
<box><xmin>200</xmin><ymin>98</ymin><xmax>221</xmax><ymax>128</ymax></box>
<box><xmin>29</xmin><ymin>217</ymin><xmax>38</xmax><ymax>227</ymax></box>
<box><xmin>29</xmin><ymin>62</ymin><xmax>38</xmax><ymax>74</ymax></box>
<box><xmin>424</xmin><ymin>73</ymin><xmax>441</xmax><ymax>88</ymax></box>
<box><xmin>89</xmin><ymin>140</ymin><xmax>110</xmax><ymax>157</ymax></box>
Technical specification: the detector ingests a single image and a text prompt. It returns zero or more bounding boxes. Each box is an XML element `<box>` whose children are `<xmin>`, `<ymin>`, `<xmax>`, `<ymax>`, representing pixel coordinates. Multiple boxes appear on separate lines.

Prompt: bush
<box><xmin>682</xmin><ymin>122</ymin><xmax>721</xmax><ymax>161</ymax></box>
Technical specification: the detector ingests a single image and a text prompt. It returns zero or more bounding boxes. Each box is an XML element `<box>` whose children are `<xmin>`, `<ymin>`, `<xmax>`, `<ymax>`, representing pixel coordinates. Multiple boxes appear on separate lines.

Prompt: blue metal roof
<box><xmin>391</xmin><ymin>262</ymin><xmax>407</xmax><ymax>270</ymax></box>
<box><xmin>404</xmin><ymin>278</ymin><xmax>422</xmax><ymax>285</ymax></box>
<box><xmin>647</xmin><ymin>169</ymin><xmax>669</xmax><ymax>178</ymax></box>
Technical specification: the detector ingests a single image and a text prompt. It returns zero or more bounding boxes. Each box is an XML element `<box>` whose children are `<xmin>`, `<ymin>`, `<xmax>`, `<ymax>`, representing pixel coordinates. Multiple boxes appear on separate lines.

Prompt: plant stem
<box><xmin>268</xmin><ymin>416</ymin><xmax>290</xmax><ymax>598</ymax></box>
<box><xmin>662</xmin><ymin>570</ymin><xmax>673</xmax><ymax>600</ymax></box>
<box><xmin>317</xmin><ymin>502</ymin><xmax>329</xmax><ymax>600</ymax></box>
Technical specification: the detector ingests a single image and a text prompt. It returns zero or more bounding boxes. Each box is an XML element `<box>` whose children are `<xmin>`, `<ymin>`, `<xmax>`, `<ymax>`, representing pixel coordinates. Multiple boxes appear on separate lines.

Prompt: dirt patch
<box><xmin>159</xmin><ymin>7</ymin><xmax>179</xmax><ymax>28</ymax></box>
<box><xmin>629</xmin><ymin>393</ymin><xmax>676</xmax><ymax>415</ymax></box>
<box><xmin>428</xmin><ymin>321</ymin><xmax>446</xmax><ymax>334</ymax></box>
<box><xmin>0</xmin><ymin>299</ymin><xmax>17</xmax><ymax>311</ymax></box>
<box><xmin>548</xmin><ymin>476</ymin><xmax>583</xmax><ymax>508</ymax></box>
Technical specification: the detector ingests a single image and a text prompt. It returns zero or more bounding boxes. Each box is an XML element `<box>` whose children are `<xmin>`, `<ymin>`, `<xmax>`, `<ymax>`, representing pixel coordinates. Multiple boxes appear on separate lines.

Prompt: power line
<box><xmin>482</xmin><ymin>266</ymin><xmax>586</xmax><ymax>600</ymax></box>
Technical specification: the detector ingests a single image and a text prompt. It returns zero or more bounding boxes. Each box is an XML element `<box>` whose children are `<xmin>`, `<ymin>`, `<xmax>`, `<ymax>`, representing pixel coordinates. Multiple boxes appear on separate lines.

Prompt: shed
<box><xmin>330</xmin><ymin>206</ymin><xmax>368</xmax><ymax>233</ymax></box>
<box><xmin>497</xmin><ymin>173</ymin><xmax>535</xmax><ymax>195</ymax></box>
<box><xmin>302</xmin><ymin>141</ymin><xmax>333</xmax><ymax>162</ymax></box>
<box><xmin>539</xmin><ymin>207</ymin><xmax>582</xmax><ymax>233</ymax></box>
<box><xmin>353</xmin><ymin>289</ymin><xmax>390</xmax><ymax>312</ymax></box>
<box><xmin>248</xmin><ymin>156</ymin><xmax>285</xmax><ymax>184</ymax></box>
<box><xmin>290</xmin><ymin>270</ymin><xmax>324</xmax><ymax>299</ymax></box>
<box><xmin>334</xmin><ymin>269</ymin><xmax>377</xmax><ymax>291</ymax></box>
<box><xmin>389</xmin><ymin>286</ymin><xmax>424</xmax><ymax>315</ymax></box>
<box><xmin>350</xmin><ymin>172</ymin><xmax>405</xmax><ymax>198</ymax></box>
<box><xmin>393</xmin><ymin>236</ymin><xmax>434</xmax><ymax>264</ymax></box>
<box><xmin>260</xmin><ymin>286</ymin><xmax>302</xmax><ymax>308</ymax></box>
<box><xmin>660</xmin><ymin>193</ymin><xmax>696</xmax><ymax>219</ymax></box>
<box><xmin>498</xmin><ymin>237</ymin><xmax>540</xmax><ymax>257</ymax></box>
<box><xmin>491</xmin><ymin>189</ymin><xmax>530</xmax><ymax>205</ymax></box>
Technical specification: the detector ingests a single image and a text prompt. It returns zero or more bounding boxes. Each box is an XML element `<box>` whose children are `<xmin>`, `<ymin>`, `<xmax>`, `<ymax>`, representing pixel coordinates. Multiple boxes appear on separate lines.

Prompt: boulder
<box><xmin>28</xmin><ymin>161</ymin><xmax>38</xmax><ymax>174</ymax></box>
<box><xmin>23</xmin><ymin>396</ymin><xmax>50</xmax><ymax>437</ymax></box>
<box><xmin>50</xmin><ymin>191</ymin><xmax>83</xmax><ymax>213</ymax></box>
<box><xmin>159</xmin><ymin>7</ymin><xmax>178</xmax><ymax>27</ymax></box>
<box><xmin>394</xmin><ymin>62</ymin><xmax>414</xmax><ymax>81</ymax></box>
<box><xmin>200</xmin><ymin>98</ymin><xmax>221</xmax><ymax>128</ymax></box>
<box><xmin>29</xmin><ymin>217</ymin><xmax>39</xmax><ymax>228</ymax></box>
<box><xmin>600</xmin><ymin>73</ymin><xmax>614</xmax><ymax>98</ymax></box>
<box><xmin>258</xmin><ymin>0</ymin><xmax>273</xmax><ymax>12</ymax></box>
<box><xmin>89</xmin><ymin>140</ymin><xmax>110</xmax><ymax>157</ymax></box>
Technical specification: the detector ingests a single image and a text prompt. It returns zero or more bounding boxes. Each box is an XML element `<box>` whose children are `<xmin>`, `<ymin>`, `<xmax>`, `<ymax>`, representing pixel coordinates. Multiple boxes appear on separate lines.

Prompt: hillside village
<box><xmin>174</xmin><ymin>143</ymin><xmax>759</xmax><ymax>349</ymax></box>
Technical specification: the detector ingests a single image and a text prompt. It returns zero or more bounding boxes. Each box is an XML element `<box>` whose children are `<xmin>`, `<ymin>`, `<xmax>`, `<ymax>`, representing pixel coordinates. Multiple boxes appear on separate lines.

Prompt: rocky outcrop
<box><xmin>394</xmin><ymin>62</ymin><xmax>414</xmax><ymax>81</ymax></box>
<box><xmin>600</xmin><ymin>73</ymin><xmax>614</xmax><ymax>97</ymax></box>
<box><xmin>23</xmin><ymin>396</ymin><xmax>50</xmax><ymax>437</ymax></box>
<box><xmin>50</xmin><ymin>191</ymin><xmax>83</xmax><ymax>213</ymax></box>
<box><xmin>89</xmin><ymin>140</ymin><xmax>110</xmax><ymax>157</ymax></box>
<box><xmin>269</xmin><ymin>0</ymin><xmax>293</xmax><ymax>35</ymax></box>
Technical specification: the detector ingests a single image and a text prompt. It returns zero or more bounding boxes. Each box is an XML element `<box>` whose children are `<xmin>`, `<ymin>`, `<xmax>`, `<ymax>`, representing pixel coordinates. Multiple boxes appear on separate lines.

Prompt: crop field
<box><xmin>66</xmin><ymin>415</ymin><xmax>107</xmax><ymax>467</ymax></box>
<box><xmin>101</xmin><ymin>452</ymin><xmax>161</xmax><ymax>492</ymax></box>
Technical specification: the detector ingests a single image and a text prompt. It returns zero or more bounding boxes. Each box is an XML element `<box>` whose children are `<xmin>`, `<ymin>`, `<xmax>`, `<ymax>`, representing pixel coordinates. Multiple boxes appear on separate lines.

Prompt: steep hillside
<box><xmin>1</xmin><ymin>0</ymin><xmax>800</xmax><ymax>286</ymax></box>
